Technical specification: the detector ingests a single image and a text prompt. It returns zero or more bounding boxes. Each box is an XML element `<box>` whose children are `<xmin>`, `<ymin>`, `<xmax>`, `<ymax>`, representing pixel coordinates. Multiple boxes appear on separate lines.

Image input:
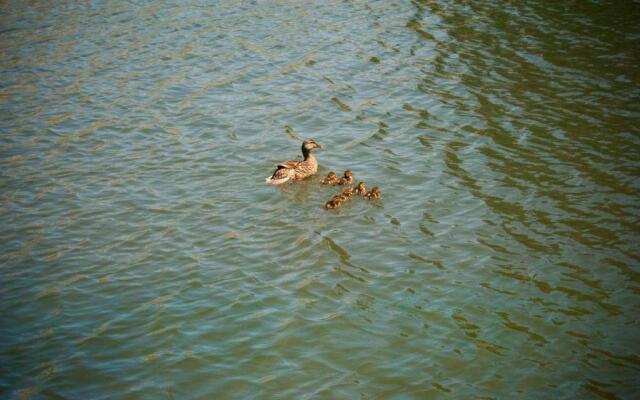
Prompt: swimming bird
<box><xmin>324</xmin><ymin>195</ymin><xmax>342</xmax><ymax>209</ymax></box>
<box><xmin>354</xmin><ymin>182</ymin><xmax>367</xmax><ymax>196</ymax></box>
<box><xmin>337</xmin><ymin>170</ymin><xmax>353</xmax><ymax>185</ymax></box>
<box><xmin>320</xmin><ymin>171</ymin><xmax>338</xmax><ymax>185</ymax></box>
<box><xmin>365</xmin><ymin>186</ymin><xmax>381</xmax><ymax>200</ymax></box>
<box><xmin>265</xmin><ymin>140</ymin><xmax>322</xmax><ymax>185</ymax></box>
<box><xmin>342</xmin><ymin>187</ymin><xmax>353</xmax><ymax>199</ymax></box>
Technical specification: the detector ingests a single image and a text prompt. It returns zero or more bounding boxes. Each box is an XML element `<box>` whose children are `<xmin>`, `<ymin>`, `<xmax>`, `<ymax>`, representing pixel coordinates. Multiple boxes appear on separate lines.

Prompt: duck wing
<box><xmin>276</xmin><ymin>160</ymin><xmax>301</xmax><ymax>169</ymax></box>
<box><xmin>266</xmin><ymin>159</ymin><xmax>299</xmax><ymax>184</ymax></box>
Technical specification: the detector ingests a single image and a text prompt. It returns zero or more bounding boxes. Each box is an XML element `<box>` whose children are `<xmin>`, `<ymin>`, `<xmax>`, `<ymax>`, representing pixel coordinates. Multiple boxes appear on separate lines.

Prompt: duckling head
<box><xmin>342</xmin><ymin>187</ymin><xmax>353</xmax><ymax>197</ymax></box>
<box><xmin>343</xmin><ymin>170</ymin><xmax>353</xmax><ymax>178</ymax></box>
<box><xmin>327</xmin><ymin>171</ymin><xmax>337</xmax><ymax>179</ymax></box>
<box><xmin>355</xmin><ymin>182</ymin><xmax>366</xmax><ymax>192</ymax></box>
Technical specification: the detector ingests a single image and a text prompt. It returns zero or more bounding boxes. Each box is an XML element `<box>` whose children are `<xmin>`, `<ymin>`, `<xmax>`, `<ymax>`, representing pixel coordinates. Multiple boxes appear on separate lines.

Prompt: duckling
<box><xmin>364</xmin><ymin>186</ymin><xmax>381</xmax><ymax>200</ymax></box>
<box><xmin>341</xmin><ymin>187</ymin><xmax>353</xmax><ymax>199</ymax></box>
<box><xmin>336</xmin><ymin>170</ymin><xmax>353</xmax><ymax>185</ymax></box>
<box><xmin>324</xmin><ymin>196</ymin><xmax>342</xmax><ymax>209</ymax></box>
<box><xmin>265</xmin><ymin>139</ymin><xmax>322</xmax><ymax>184</ymax></box>
<box><xmin>320</xmin><ymin>171</ymin><xmax>338</xmax><ymax>185</ymax></box>
<box><xmin>354</xmin><ymin>182</ymin><xmax>367</xmax><ymax>196</ymax></box>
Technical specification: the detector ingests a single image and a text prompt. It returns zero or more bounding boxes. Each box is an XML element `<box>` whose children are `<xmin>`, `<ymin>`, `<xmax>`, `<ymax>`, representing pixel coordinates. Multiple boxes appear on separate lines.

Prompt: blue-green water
<box><xmin>1</xmin><ymin>0</ymin><xmax>640</xmax><ymax>398</ymax></box>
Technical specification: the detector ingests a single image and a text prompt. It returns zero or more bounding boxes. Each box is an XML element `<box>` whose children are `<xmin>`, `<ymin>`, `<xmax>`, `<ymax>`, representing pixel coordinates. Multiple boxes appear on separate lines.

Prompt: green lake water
<box><xmin>1</xmin><ymin>0</ymin><xmax>639</xmax><ymax>398</ymax></box>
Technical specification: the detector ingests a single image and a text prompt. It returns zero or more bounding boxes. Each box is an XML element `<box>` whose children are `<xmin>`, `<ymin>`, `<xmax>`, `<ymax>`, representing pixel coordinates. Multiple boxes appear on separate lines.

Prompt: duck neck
<box><xmin>302</xmin><ymin>147</ymin><xmax>312</xmax><ymax>160</ymax></box>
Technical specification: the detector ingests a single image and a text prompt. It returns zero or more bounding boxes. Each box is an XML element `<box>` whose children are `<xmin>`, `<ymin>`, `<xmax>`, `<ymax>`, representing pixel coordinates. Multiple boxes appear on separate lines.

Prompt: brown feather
<box><xmin>277</xmin><ymin>160</ymin><xmax>301</xmax><ymax>169</ymax></box>
<box><xmin>266</xmin><ymin>140</ymin><xmax>320</xmax><ymax>184</ymax></box>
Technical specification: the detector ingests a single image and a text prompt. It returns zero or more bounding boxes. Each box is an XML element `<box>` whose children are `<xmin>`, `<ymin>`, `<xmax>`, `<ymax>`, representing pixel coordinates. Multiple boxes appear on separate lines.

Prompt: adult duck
<box><xmin>265</xmin><ymin>140</ymin><xmax>322</xmax><ymax>185</ymax></box>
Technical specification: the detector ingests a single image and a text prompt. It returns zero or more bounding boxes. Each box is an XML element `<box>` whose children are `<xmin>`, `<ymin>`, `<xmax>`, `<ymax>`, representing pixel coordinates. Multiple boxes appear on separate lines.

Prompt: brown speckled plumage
<box><xmin>365</xmin><ymin>186</ymin><xmax>381</xmax><ymax>200</ymax></box>
<box><xmin>324</xmin><ymin>197</ymin><xmax>342</xmax><ymax>209</ymax></box>
<box><xmin>320</xmin><ymin>171</ymin><xmax>338</xmax><ymax>185</ymax></box>
<box><xmin>336</xmin><ymin>170</ymin><xmax>353</xmax><ymax>185</ymax></box>
<box><xmin>354</xmin><ymin>182</ymin><xmax>366</xmax><ymax>195</ymax></box>
<box><xmin>265</xmin><ymin>140</ymin><xmax>321</xmax><ymax>184</ymax></box>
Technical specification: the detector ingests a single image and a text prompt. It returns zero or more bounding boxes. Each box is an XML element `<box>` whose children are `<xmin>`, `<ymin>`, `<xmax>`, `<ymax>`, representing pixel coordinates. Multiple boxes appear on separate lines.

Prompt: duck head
<box><xmin>302</xmin><ymin>139</ymin><xmax>322</xmax><ymax>152</ymax></box>
<box><xmin>301</xmin><ymin>140</ymin><xmax>321</xmax><ymax>159</ymax></box>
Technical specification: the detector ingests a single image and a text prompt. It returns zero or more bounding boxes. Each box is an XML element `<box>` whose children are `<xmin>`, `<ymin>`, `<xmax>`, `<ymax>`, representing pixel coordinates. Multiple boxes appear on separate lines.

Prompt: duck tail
<box><xmin>265</xmin><ymin>176</ymin><xmax>290</xmax><ymax>185</ymax></box>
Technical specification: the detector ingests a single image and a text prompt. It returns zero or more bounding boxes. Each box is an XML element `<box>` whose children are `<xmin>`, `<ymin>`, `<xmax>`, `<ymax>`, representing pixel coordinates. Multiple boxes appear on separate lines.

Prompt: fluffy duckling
<box><xmin>341</xmin><ymin>187</ymin><xmax>353</xmax><ymax>199</ymax></box>
<box><xmin>324</xmin><ymin>195</ymin><xmax>343</xmax><ymax>209</ymax></box>
<box><xmin>337</xmin><ymin>170</ymin><xmax>353</xmax><ymax>185</ymax></box>
<box><xmin>320</xmin><ymin>171</ymin><xmax>338</xmax><ymax>185</ymax></box>
<box><xmin>354</xmin><ymin>182</ymin><xmax>367</xmax><ymax>196</ymax></box>
<box><xmin>365</xmin><ymin>186</ymin><xmax>381</xmax><ymax>200</ymax></box>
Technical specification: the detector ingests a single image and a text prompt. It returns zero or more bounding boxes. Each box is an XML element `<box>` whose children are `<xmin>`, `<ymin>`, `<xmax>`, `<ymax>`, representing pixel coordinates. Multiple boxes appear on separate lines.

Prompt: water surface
<box><xmin>1</xmin><ymin>0</ymin><xmax>640</xmax><ymax>398</ymax></box>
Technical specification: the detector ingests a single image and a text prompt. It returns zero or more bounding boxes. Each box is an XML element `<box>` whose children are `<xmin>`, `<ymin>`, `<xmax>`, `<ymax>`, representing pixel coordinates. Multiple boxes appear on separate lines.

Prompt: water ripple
<box><xmin>1</xmin><ymin>0</ymin><xmax>640</xmax><ymax>398</ymax></box>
